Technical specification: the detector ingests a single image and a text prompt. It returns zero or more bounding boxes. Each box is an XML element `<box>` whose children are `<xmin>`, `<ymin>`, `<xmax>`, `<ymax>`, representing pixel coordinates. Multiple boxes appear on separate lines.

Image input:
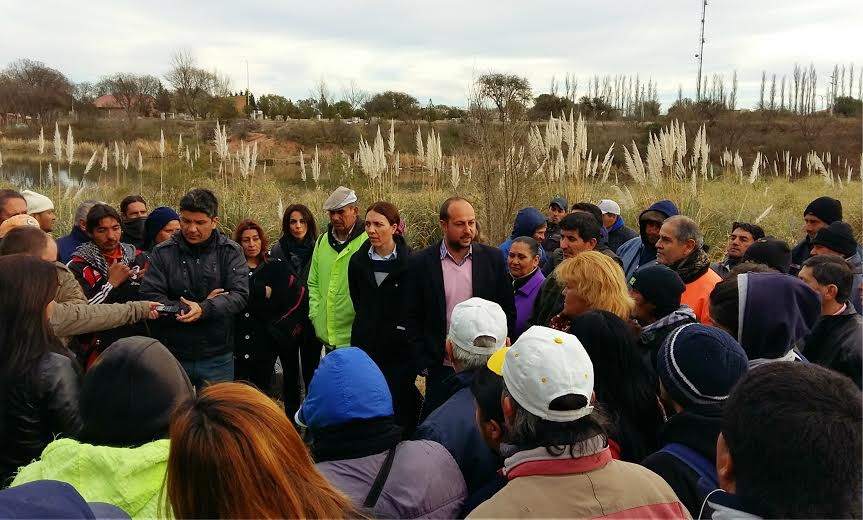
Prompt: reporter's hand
<box><xmin>265</xmin><ymin>286</ymin><xmax>272</xmax><ymax>299</ymax></box>
<box><xmin>107</xmin><ymin>263</ymin><xmax>132</xmax><ymax>287</ymax></box>
<box><xmin>177</xmin><ymin>297</ymin><xmax>203</xmax><ymax>323</ymax></box>
<box><xmin>207</xmin><ymin>288</ymin><xmax>225</xmax><ymax>299</ymax></box>
<box><xmin>145</xmin><ymin>301</ymin><xmax>160</xmax><ymax>320</ymax></box>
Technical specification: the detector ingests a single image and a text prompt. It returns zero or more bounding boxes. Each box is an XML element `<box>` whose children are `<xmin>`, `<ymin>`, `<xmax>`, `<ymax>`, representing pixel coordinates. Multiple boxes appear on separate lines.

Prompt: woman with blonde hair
<box><xmin>166</xmin><ymin>382</ymin><xmax>359</xmax><ymax>519</ymax></box>
<box><xmin>549</xmin><ymin>250</ymin><xmax>634</xmax><ymax>330</ymax></box>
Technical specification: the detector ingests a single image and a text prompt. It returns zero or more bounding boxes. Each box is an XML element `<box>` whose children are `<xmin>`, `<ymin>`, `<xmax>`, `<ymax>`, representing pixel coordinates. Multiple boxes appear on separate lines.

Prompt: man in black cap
<box><xmin>790</xmin><ymin>196</ymin><xmax>842</xmax><ymax>275</ymax></box>
<box><xmin>628</xmin><ymin>265</ymin><xmax>697</xmax><ymax>369</ymax></box>
<box><xmin>810</xmin><ymin>221</ymin><xmax>863</xmax><ymax>314</ymax></box>
<box><xmin>711</xmin><ymin>222</ymin><xmax>765</xmax><ymax>278</ymax></box>
<box><xmin>541</xmin><ymin>197</ymin><xmax>567</xmax><ymax>253</ymax></box>
<box><xmin>741</xmin><ymin>237</ymin><xmax>792</xmax><ymax>273</ymax></box>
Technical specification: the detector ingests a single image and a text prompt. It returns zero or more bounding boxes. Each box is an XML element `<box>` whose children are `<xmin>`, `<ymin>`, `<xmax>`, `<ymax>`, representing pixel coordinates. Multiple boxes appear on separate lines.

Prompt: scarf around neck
<box><xmin>668</xmin><ymin>249</ymin><xmax>711</xmax><ymax>284</ymax></box>
<box><xmin>72</xmin><ymin>241</ymin><xmax>137</xmax><ymax>276</ymax></box>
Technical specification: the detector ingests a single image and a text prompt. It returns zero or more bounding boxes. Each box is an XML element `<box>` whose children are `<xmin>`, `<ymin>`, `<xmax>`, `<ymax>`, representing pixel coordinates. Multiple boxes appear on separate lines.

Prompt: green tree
<box><xmin>834</xmin><ymin>96</ymin><xmax>862</xmax><ymax>117</ymax></box>
<box><xmin>332</xmin><ymin>100</ymin><xmax>354</xmax><ymax>118</ymax></box>
<box><xmin>528</xmin><ymin>93</ymin><xmax>574</xmax><ymax>120</ymax></box>
<box><xmin>476</xmin><ymin>72</ymin><xmax>531</xmax><ymax>121</ymax></box>
<box><xmin>363</xmin><ymin>91</ymin><xmax>420</xmax><ymax>120</ymax></box>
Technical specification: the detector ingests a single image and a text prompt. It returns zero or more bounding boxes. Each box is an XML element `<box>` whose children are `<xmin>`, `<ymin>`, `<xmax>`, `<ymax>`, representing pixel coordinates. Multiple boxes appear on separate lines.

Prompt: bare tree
<box><xmin>768</xmin><ymin>74</ymin><xmax>777</xmax><ymax>111</ymax></box>
<box><xmin>164</xmin><ymin>49</ymin><xmax>215</xmax><ymax>118</ymax></box>
<box><xmin>0</xmin><ymin>59</ymin><xmax>72</xmax><ymax>121</ymax></box>
<box><xmin>758</xmin><ymin>71</ymin><xmax>766</xmax><ymax>110</ymax></box>
<box><xmin>211</xmin><ymin>69</ymin><xmax>233</xmax><ymax>98</ymax></box>
<box><xmin>729</xmin><ymin>70</ymin><xmax>738</xmax><ymax>110</ymax></box>
<box><xmin>341</xmin><ymin>79</ymin><xmax>368</xmax><ymax>110</ymax></box>
<box><xmin>100</xmin><ymin>73</ymin><xmax>161</xmax><ymax>120</ymax></box>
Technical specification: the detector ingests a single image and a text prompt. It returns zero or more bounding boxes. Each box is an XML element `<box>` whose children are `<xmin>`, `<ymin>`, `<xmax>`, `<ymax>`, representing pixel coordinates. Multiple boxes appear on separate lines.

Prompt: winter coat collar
<box><xmin>501</xmin><ymin>435</ymin><xmax>610</xmax><ymax>480</ymax></box>
<box><xmin>657</xmin><ymin>406</ymin><xmax>722</xmax><ymax>462</ymax></box>
<box><xmin>310</xmin><ymin>416</ymin><xmax>403</xmax><ymax>462</ymax></box>
<box><xmin>327</xmin><ymin>220</ymin><xmax>366</xmax><ymax>253</ymax></box>
<box><xmin>609</xmin><ymin>215</ymin><xmax>625</xmax><ymax>233</ymax></box>
<box><xmin>513</xmin><ymin>267</ymin><xmax>542</xmax><ymax>293</ymax></box>
<box><xmin>71</xmin><ymin>241</ymin><xmax>137</xmax><ymax>276</ymax></box>
<box><xmin>641</xmin><ymin>306</ymin><xmax>697</xmax><ymax>342</ymax></box>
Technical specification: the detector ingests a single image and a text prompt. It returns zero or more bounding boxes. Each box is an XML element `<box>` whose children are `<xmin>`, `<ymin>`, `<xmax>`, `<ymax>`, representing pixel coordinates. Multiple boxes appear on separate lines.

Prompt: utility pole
<box><xmin>695</xmin><ymin>0</ymin><xmax>708</xmax><ymax>101</ymax></box>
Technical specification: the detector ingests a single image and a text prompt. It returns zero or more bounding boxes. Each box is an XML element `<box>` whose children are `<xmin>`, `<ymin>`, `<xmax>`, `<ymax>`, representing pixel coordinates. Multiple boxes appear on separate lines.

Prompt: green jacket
<box><xmin>12</xmin><ymin>438</ymin><xmax>170</xmax><ymax>519</ymax></box>
<box><xmin>308</xmin><ymin>225</ymin><xmax>368</xmax><ymax>347</ymax></box>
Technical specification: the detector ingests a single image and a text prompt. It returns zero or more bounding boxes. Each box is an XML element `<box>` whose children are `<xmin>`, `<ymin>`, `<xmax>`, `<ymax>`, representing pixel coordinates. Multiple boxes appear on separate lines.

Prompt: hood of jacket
<box><xmin>738</xmin><ymin>272</ymin><xmax>820</xmax><ymax>360</ymax></box>
<box><xmin>638</xmin><ymin>200</ymin><xmax>679</xmax><ymax>243</ymax></box>
<box><xmin>79</xmin><ymin>336</ymin><xmax>193</xmax><ymax>447</ymax></box>
<box><xmin>297</xmin><ymin>347</ymin><xmax>393</xmax><ymax>429</ymax></box>
<box><xmin>11</xmin><ymin>437</ymin><xmax>170</xmax><ymax>519</ymax></box>
<box><xmin>609</xmin><ymin>214</ymin><xmax>625</xmax><ymax>233</ymax></box>
<box><xmin>510</xmin><ymin>207</ymin><xmax>546</xmax><ymax>239</ymax></box>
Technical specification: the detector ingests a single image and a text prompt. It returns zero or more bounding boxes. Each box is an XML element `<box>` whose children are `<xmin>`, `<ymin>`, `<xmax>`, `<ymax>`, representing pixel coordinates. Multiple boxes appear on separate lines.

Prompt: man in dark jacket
<box><xmin>711</xmin><ymin>222</ymin><xmax>765</xmax><ymax>278</ymax></box>
<box><xmin>798</xmin><ymin>255</ymin><xmax>862</xmax><ymax>387</ymax></box>
<box><xmin>414</xmin><ymin>298</ymin><xmax>508</xmax><ymax>495</ymax></box>
<box><xmin>790</xmin><ymin>196</ymin><xmax>842</xmax><ymax>275</ymax></box>
<box><xmin>140</xmin><ymin>188</ymin><xmax>249</xmax><ymax>387</ymax></box>
<box><xmin>617</xmin><ymin>200</ymin><xmax>679</xmax><ymax>279</ymax></box>
<box><xmin>119</xmin><ymin>195</ymin><xmax>148</xmax><ymax>250</ymax></box>
<box><xmin>67</xmin><ymin>204</ymin><xmax>149</xmax><ymax>363</ymax></box>
<box><xmin>642</xmin><ymin>323</ymin><xmax>749</xmax><ymax>517</ymax></box>
<box><xmin>598</xmin><ymin>199</ymin><xmax>637</xmax><ymax>253</ymax></box>
<box><xmin>406</xmin><ymin>197</ymin><xmax>515</xmax><ymax>412</ymax></box>
<box><xmin>810</xmin><ymin>221</ymin><xmax>863</xmax><ymax>314</ymax></box>
<box><xmin>57</xmin><ymin>200</ymin><xmax>101</xmax><ymax>263</ymax></box>
<box><xmin>541</xmin><ymin>196</ymin><xmax>567</xmax><ymax>253</ymax></box>
<box><xmin>628</xmin><ymin>264</ymin><xmax>697</xmax><ymax>370</ymax></box>
<box><xmin>531</xmin><ymin>212</ymin><xmax>602</xmax><ymax>328</ymax></box>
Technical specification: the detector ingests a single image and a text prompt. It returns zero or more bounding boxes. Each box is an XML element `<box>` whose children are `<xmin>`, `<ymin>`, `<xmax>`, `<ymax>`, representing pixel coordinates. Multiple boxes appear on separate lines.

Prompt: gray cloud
<box><xmin>1</xmin><ymin>0</ymin><xmax>857</xmax><ymax>109</ymax></box>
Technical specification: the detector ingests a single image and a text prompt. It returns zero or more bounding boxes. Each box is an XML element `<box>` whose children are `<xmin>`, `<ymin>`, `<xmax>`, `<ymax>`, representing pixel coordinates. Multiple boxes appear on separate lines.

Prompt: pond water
<box><xmin>0</xmin><ymin>158</ymin><xmax>95</xmax><ymax>189</ymax></box>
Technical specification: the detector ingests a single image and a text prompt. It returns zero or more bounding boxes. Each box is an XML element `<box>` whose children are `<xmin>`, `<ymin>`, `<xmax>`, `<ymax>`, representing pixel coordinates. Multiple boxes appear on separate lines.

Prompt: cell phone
<box><xmin>155</xmin><ymin>304</ymin><xmax>180</xmax><ymax>315</ymax></box>
<box><xmin>130</xmin><ymin>266</ymin><xmax>141</xmax><ymax>274</ymax></box>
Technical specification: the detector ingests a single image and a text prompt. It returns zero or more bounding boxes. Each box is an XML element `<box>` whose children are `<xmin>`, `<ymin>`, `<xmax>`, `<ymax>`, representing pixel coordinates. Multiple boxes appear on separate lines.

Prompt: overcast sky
<box><xmin>2</xmin><ymin>0</ymin><xmax>858</xmax><ymax>110</ymax></box>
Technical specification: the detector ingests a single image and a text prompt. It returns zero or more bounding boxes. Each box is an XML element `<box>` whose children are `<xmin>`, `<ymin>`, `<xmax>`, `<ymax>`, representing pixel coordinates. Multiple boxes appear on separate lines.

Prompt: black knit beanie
<box><xmin>742</xmin><ymin>237</ymin><xmax>792</xmax><ymax>274</ymax></box>
<box><xmin>812</xmin><ymin>221</ymin><xmax>858</xmax><ymax>258</ymax></box>
<box><xmin>628</xmin><ymin>264</ymin><xmax>686</xmax><ymax>317</ymax></box>
<box><xmin>804</xmin><ymin>197</ymin><xmax>842</xmax><ymax>225</ymax></box>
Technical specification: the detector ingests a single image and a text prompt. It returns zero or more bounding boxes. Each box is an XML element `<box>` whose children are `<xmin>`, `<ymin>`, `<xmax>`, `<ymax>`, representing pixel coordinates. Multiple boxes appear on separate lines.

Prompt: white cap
<box><xmin>322</xmin><ymin>186</ymin><xmax>358</xmax><ymax>211</ymax></box>
<box><xmin>597</xmin><ymin>199</ymin><xmax>621</xmax><ymax>216</ymax></box>
<box><xmin>502</xmin><ymin>326</ymin><xmax>594</xmax><ymax>422</ymax></box>
<box><xmin>448</xmin><ymin>297</ymin><xmax>508</xmax><ymax>355</ymax></box>
<box><xmin>22</xmin><ymin>190</ymin><xmax>54</xmax><ymax>214</ymax></box>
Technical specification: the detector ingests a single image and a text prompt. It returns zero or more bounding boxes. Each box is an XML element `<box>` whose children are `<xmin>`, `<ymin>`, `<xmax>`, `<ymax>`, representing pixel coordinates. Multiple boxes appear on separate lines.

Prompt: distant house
<box><xmin>93</xmin><ymin>94</ymin><xmax>158</xmax><ymax>118</ymax></box>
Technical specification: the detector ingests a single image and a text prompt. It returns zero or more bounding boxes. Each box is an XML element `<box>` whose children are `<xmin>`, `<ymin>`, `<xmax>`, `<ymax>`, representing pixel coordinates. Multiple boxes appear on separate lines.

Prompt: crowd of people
<box><xmin>0</xmin><ymin>184</ymin><xmax>860</xmax><ymax>519</ymax></box>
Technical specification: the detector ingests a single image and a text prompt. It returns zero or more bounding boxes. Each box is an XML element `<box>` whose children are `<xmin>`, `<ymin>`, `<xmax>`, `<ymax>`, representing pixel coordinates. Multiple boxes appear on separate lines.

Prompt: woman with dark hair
<box><xmin>568</xmin><ymin>310</ymin><xmax>663</xmax><ymax>462</ymax></box>
<box><xmin>348</xmin><ymin>201</ymin><xmax>421</xmax><ymax>432</ymax></box>
<box><xmin>232</xmin><ymin>220</ymin><xmax>310</xmax><ymax>420</ymax></box>
<box><xmin>0</xmin><ymin>255</ymin><xmax>82</xmax><ymax>485</ymax></box>
<box><xmin>167</xmin><ymin>382</ymin><xmax>359</xmax><ymax>519</ymax></box>
<box><xmin>508</xmin><ymin>236</ymin><xmax>545</xmax><ymax>340</ymax></box>
<box><xmin>269</xmin><ymin>204</ymin><xmax>321</xmax><ymax>410</ymax></box>
<box><xmin>271</xmin><ymin>204</ymin><xmax>318</xmax><ymax>281</ymax></box>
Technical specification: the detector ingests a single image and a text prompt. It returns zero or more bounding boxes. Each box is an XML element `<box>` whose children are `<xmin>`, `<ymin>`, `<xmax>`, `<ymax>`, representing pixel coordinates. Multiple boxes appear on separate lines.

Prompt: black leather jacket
<box><xmin>0</xmin><ymin>352</ymin><xmax>82</xmax><ymax>485</ymax></box>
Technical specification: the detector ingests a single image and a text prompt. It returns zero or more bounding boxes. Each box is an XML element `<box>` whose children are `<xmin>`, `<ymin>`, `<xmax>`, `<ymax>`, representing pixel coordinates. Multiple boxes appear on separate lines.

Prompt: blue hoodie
<box><xmin>617</xmin><ymin>200</ymin><xmax>680</xmax><ymax>278</ymax></box>
<box><xmin>737</xmin><ymin>272</ymin><xmax>820</xmax><ymax>362</ymax></box>
<box><xmin>499</xmin><ymin>208</ymin><xmax>548</xmax><ymax>268</ymax></box>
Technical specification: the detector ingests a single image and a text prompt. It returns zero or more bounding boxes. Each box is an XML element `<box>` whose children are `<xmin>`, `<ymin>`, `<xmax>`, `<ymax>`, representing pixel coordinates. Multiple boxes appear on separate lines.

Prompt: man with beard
<box><xmin>119</xmin><ymin>195</ymin><xmax>149</xmax><ymax>250</ymax></box>
<box><xmin>656</xmin><ymin>215</ymin><xmax>721</xmax><ymax>324</ymax></box>
<box><xmin>22</xmin><ymin>190</ymin><xmax>57</xmax><ymax>233</ymax></box>
<box><xmin>617</xmin><ymin>200</ymin><xmax>679</xmax><ymax>279</ymax></box>
<box><xmin>67</xmin><ymin>203</ymin><xmax>149</xmax><ymax>362</ymax></box>
<box><xmin>711</xmin><ymin>222</ymin><xmax>765</xmax><ymax>278</ymax></box>
<box><xmin>407</xmin><ymin>197</ymin><xmax>515</xmax><ymax>416</ymax></box>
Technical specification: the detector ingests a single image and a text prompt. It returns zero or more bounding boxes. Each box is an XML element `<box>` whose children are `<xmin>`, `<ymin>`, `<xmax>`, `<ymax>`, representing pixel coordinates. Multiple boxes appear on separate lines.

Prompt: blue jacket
<box><xmin>617</xmin><ymin>200</ymin><xmax>679</xmax><ymax>278</ymax></box>
<box><xmin>56</xmin><ymin>227</ymin><xmax>89</xmax><ymax>264</ymax></box>
<box><xmin>414</xmin><ymin>370</ymin><xmax>502</xmax><ymax>495</ymax></box>
<box><xmin>500</xmin><ymin>208</ymin><xmax>548</xmax><ymax>268</ymax></box>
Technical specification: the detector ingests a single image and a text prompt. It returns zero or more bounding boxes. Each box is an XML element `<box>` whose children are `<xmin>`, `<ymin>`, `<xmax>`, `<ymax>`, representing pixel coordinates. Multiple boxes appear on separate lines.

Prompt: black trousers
<box><xmin>281</xmin><ymin>329</ymin><xmax>323</xmax><ymax>422</ymax></box>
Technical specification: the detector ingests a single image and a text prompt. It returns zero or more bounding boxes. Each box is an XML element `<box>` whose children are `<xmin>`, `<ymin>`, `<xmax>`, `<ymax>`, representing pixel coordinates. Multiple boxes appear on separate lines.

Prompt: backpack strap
<box><xmin>362</xmin><ymin>445</ymin><xmax>398</xmax><ymax>510</ymax></box>
<box><xmin>659</xmin><ymin>442</ymin><xmax>718</xmax><ymax>490</ymax></box>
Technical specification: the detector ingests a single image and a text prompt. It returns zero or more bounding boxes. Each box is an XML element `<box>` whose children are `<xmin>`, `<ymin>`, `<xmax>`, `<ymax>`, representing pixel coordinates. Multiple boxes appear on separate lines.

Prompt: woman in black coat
<box><xmin>348</xmin><ymin>202</ymin><xmax>421</xmax><ymax>433</ymax></box>
<box><xmin>234</xmin><ymin>220</ymin><xmax>310</xmax><ymax>421</ymax></box>
<box><xmin>0</xmin><ymin>255</ymin><xmax>82</xmax><ymax>485</ymax></box>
